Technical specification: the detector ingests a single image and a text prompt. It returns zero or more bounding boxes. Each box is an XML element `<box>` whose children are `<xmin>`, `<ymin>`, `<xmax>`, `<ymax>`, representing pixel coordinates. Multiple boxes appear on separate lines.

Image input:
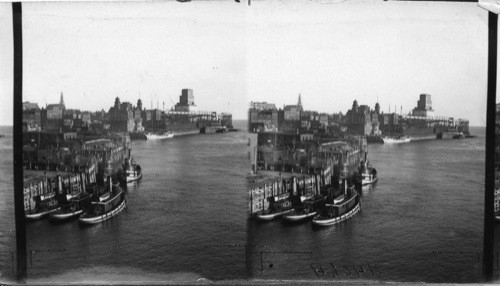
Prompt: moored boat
<box><xmin>312</xmin><ymin>186</ymin><xmax>360</xmax><ymax>227</ymax></box>
<box><xmin>255</xmin><ymin>192</ymin><xmax>294</xmax><ymax>221</ymax></box>
<box><xmin>282</xmin><ymin>207</ymin><xmax>316</xmax><ymax>222</ymax></box>
<box><xmin>145</xmin><ymin>131</ymin><xmax>174</xmax><ymax>140</ymax></box>
<box><xmin>257</xmin><ymin>208</ymin><xmax>294</xmax><ymax>221</ymax></box>
<box><xmin>79</xmin><ymin>177</ymin><xmax>126</xmax><ymax>225</ymax></box>
<box><xmin>25</xmin><ymin>194</ymin><xmax>60</xmax><ymax>220</ymax></box>
<box><xmin>381</xmin><ymin>136</ymin><xmax>410</xmax><ymax>144</ymax></box>
<box><xmin>283</xmin><ymin>194</ymin><xmax>326</xmax><ymax>223</ymax></box>
<box><xmin>26</xmin><ymin>207</ymin><xmax>61</xmax><ymax>220</ymax></box>
<box><xmin>359</xmin><ymin>160</ymin><xmax>378</xmax><ymax>186</ymax></box>
<box><xmin>49</xmin><ymin>192</ymin><xmax>92</xmax><ymax>221</ymax></box>
<box><xmin>123</xmin><ymin>149</ymin><xmax>142</xmax><ymax>183</ymax></box>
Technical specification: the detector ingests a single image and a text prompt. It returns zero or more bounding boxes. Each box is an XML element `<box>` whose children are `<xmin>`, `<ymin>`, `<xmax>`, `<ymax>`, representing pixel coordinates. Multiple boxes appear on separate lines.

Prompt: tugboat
<box><xmin>282</xmin><ymin>194</ymin><xmax>326</xmax><ymax>223</ymax></box>
<box><xmin>255</xmin><ymin>193</ymin><xmax>294</xmax><ymax>221</ymax></box>
<box><xmin>312</xmin><ymin>183</ymin><xmax>360</xmax><ymax>227</ymax></box>
<box><xmin>49</xmin><ymin>192</ymin><xmax>92</xmax><ymax>221</ymax></box>
<box><xmin>123</xmin><ymin>150</ymin><xmax>142</xmax><ymax>183</ymax></box>
<box><xmin>79</xmin><ymin>177</ymin><xmax>126</xmax><ymax>225</ymax></box>
<box><xmin>145</xmin><ymin>131</ymin><xmax>174</xmax><ymax>140</ymax></box>
<box><xmin>25</xmin><ymin>194</ymin><xmax>60</xmax><ymax>220</ymax></box>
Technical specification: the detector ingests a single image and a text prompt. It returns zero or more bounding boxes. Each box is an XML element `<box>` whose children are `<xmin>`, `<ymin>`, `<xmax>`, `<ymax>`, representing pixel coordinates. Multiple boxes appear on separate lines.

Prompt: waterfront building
<box><xmin>175</xmin><ymin>89</ymin><xmax>197</xmax><ymax>112</ymax></box>
<box><xmin>248</xmin><ymin>102</ymin><xmax>279</xmax><ymax>133</ymax></box>
<box><xmin>281</xmin><ymin>95</ymin><xmax>303</xmax><ymax>133</ymax></box>
<box><xmin>108</xmin><ymin>97</ymin><xmax>135</xmax><ymax>132</ymax></box>
<box><xmin>22</xmin><ymin>102</ymin><xmax>41</xmax><ymax>131</ymax></box>
<box><xmin>370</xmin><ymin>103</ymin><xmax>382</xmax><ymax>136</ymax></box>
<box><xmin>44</xmin><ymin>93</ymin><xmax>66</xmax><ymax>132</ymax></box>
<box><xmin>344</xmin><ymin>100</ymin><xmax>372</xmax><ymax>135</ymax></box>
<box><xmin>412</xmin><ymin>93</ymin><xmax>435</xmax><ymax>117</ymax></box>
<box><xmin>23</xmin><ymin>102</ymin><xmax>40</xmax><ymax>111</ymax></box>
<box><xmin>378</xmin><ymin>113</ymin><xmax>401</xmax><ymax>135</ymax></box>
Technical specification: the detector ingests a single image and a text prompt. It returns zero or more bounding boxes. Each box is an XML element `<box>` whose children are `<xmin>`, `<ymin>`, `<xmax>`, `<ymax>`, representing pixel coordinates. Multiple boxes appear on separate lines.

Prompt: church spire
<box><xmin>59</xmin><ymin>92</ymin><xmax>65</xmax><ymax>110</ymax></box>
<box><xmin>59</xmin><ymin>92</ymin><xmax>65</xmax><ymax>107</ymax></box>
<box><xmin>298</xmin><ymin>93</ymin><xmax>302</xmax><ymax>107</ymax></box>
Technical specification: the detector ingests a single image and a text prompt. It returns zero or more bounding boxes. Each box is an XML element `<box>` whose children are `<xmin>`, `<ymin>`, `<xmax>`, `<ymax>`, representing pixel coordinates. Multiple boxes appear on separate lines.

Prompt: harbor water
<box><xmin>0</xmin><ymin>125</ymin><xmax>498</xmax><ymax>283</ymax></box>
<box><xmin>246</xmin><ymin>127</ymin><xmax>495</xmax><ymax>283</ymax></box>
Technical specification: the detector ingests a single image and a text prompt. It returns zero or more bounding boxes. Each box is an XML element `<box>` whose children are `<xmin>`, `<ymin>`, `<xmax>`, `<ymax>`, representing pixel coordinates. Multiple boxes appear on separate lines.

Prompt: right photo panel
<box><xmin>246</xmin><ymin>0</ymin><xmax>494</xmax><ymax>283</ymax></box>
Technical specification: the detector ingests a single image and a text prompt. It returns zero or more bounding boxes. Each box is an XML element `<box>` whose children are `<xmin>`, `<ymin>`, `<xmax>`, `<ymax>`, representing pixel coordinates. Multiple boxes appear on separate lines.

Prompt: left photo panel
<box><xmin>0</xmin><ymin>2</ymin><xmax>249</xmax><ymax>283</ymax></box>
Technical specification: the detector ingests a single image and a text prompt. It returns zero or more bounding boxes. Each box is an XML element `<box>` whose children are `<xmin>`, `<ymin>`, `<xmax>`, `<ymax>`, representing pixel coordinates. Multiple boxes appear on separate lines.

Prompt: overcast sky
<box><xmin>0</xmin><ymin>0</ymin><xmax>493</xmax><ymax>125</ymax></box>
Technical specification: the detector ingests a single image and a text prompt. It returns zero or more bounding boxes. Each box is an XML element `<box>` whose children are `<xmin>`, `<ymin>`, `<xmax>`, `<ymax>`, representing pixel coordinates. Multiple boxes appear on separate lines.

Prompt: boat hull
<box><xmin>145</xmin><ymin>133</ymin><xmax>174</xmax><ymax>140</ymax></box>
<box><xmin>79</xmin><ymin>199</ymin><xmax>127</xmax><ymax>225</ymax></box>
<box><xmin>256</xmin><ymin>208</ymin><xmax>294</xmax><ymax>221</ymax></box>
<box><xmin>25</xmin><ymin>207</ymin><xmax>61</xmax><ymax>220</ymax></box>
<box><xmin>283</xmin><ymin>211</ymin><xmax>317</xmax><ymax>222</ymax></box>
<box><xmin>49</xmin><ymin>209</ymin><xmax>84</xmax><ymax>221</ymax></box>
<box><xmin>362</xmin><ymin>176</ymin><xmax>378</xmax><ymax>186</ymax></box>
<box><xmin>382</xmin><ymin>137</ymin><xmax>411</xmax><ymax>144</ymax></box>
<box><xmin>312</xmin><ymin>202</ymin><xmax>360</xmax><ymax>227</ymax></box>
<box><xmin>126</xmin><ymin>173</ymin><xmax>142</xmax><ymax>183</ymax></box>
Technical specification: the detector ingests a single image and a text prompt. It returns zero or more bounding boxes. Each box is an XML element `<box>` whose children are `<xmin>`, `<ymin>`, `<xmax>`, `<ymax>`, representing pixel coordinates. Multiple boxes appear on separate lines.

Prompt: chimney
<box><xmin>107</xmin><ymin>176</ymin><xmax>112</xmax><ymax>192</ymax></box>
<box><xmin>57</xmin><ymin>176</ymin><xmax>63</xmax><ymax>195</ymax></box>
<box><xmin>343</xmin><ymin>178</ymin><xmax>347</xmax><ymax>196</ymax></box>
<box><xmin>80</xmin><ymin>172</ymin><xmax>86</xmax><ymax>194</ymax></box>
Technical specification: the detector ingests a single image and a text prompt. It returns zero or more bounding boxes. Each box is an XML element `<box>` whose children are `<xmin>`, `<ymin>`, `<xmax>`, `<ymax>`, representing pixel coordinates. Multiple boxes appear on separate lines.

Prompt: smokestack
<box><xmin>343</xmin><ymin>178</ymin><xmax>347</xmax><ymax>195</ymax></box>
<box><xmin>107</xmin><ymin>176</ymin><xmax>112</xmax><ymax>192</ymax></box>
<box><xmin>57</xmin><ymin>176</ymin><xmax>63</xmax><ymax>195</ymax></box>
<box><xmin>292</xmin><ymin>177</ymin><xmax>297</xmax><ymax>196</ymax></box>
<box><xmin>80</xmin><ymin>172</ymin><xmax>86</xmax><ymax>194</ymax></box>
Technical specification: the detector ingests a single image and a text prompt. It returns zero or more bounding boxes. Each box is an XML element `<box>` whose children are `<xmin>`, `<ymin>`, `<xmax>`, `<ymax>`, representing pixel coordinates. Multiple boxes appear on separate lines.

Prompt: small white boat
<box><xmin>125</xmin><ymin>162</ymin><xmax>142</xmax><ymax>183</ymax></box>
<box><xmin>26</xmin><ymin>207</ymin><xmax>61</xmax><ymax>220</ymax></box>
<box><xmin>381</xmin><ymin>136</ymin><xmax>410</xmax><ymax>144</ymax></box>
<box><xmin>362</xmin><ymin>171</ymin><xmax>378</xmax><ymax>186</ymax></box>
<box><xmin>145</xmin><ymin>132</ymin><xmax>174</xmax><ymax>140</ymax></box>
<box><xmin>256</xmin><ymin>208</ymin><xmax>294</xmax><ymax>221</ymax></box>
<box><xmin>127</xmin><ymin>171</ymin><xmax>142</xmax><ymax>183</ymax></box>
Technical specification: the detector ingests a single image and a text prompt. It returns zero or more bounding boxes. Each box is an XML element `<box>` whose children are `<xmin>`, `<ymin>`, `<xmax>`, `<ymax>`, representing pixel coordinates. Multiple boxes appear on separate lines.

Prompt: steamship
<box><xmin>79</xmin><ymin>177</ymin><xmax>126</xmax><ymax>224</ymax></box>
<box><xmin>312</xmin><ymin>185</ymin><xmax>360</xmax><ymax>227</ymax></box>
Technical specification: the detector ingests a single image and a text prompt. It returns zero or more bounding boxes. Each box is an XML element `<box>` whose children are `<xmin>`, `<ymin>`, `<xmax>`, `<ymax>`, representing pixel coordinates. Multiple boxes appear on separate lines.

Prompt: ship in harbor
<box><xmin>123</xmin><ymin>89</ymin><xmax>233</xmax><ymax>140</ymax></box>
<box><xmin>49</xmin><ymin>192</ymin><xmax>92</xmax><ymax>221</ymax></box>
<box><xmin>123</xmin><ymin>149</ymin><xmax>142</xmax><ymax>183</ymax></box>
<box><xmin>376</xmin><ymin>94</ymin><xmax>470</xmax><ymax>142</ymax></box>
<box><xmin>25</xmin><ymin>193</ymin><xmax>60</xmax><ymax>220</ymax></box>
<box><xmin>255</xmin><ymin>193</ymin><xmax>295</xmax><ymax>221</ymax></box>
<box><xmin>312</xmin><ymin>182</ymin><xmax>361</xmax><ymax>227</ymax></box>
<box><xmin>381</xmin><ymin>135</ymin><xmax>410</xmax><ymax>144</ymax></box>
<box><xmin>144</xmin><ymin>131</ymin><xmax>174</xmax><ymax>140</ymax></box>
<box><xmin>79</xmin><ymin>177</ymin><xmax>126</xmax><ymax>225</ymax></box>
<box><xmin>359</xmin><ymin>159</ymin><xmax>378</xmax><ymax>186</ymax></box>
